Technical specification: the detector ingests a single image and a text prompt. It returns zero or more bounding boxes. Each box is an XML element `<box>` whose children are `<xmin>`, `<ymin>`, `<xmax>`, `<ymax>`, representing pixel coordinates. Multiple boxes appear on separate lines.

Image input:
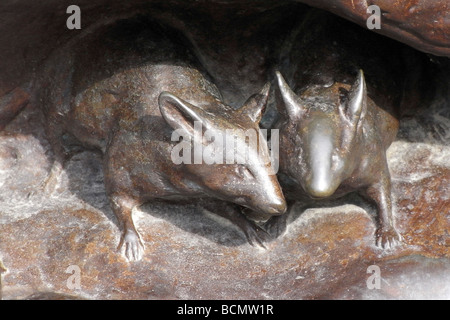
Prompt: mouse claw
<box><xmin>119</xmin><ymin>230</ymin><xmax>145</xmax><ymax>261</ymax></box>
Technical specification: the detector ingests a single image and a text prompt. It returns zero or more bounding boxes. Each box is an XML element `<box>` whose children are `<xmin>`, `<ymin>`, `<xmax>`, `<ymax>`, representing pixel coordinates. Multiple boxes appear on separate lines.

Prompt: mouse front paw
<box><xmin>119</xmin><ymin>229</ymin><xmax>145</xmax><ymax>261</ymax></box>
<box><xmin>375</xmin><ymin>226</ymin><xmax>402</xmax><ymax>250</ymax></box>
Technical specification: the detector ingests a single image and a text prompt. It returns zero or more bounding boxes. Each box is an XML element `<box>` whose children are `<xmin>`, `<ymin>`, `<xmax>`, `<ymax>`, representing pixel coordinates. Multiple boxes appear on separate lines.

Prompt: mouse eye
<box><xmin>237</xmin><ymin>165</ymin><xmax>254</xmax><ymax>179</ymax></box>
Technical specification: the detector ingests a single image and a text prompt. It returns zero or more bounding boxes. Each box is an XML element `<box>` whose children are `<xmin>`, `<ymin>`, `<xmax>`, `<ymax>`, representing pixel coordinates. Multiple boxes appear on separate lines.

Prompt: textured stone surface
<box><xmin>296</xmin><ymin>0</ymin><xmax>450</xmax><ymax>57</ymax></box>
<box><xmin>0</xmin><ymin>102</ymin><xmax>448</xmax><ymax>300</ymax></box>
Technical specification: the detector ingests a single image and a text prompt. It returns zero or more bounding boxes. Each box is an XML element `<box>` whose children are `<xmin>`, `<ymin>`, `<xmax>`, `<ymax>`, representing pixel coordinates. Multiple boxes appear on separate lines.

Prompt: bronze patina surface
<box><xmin>36</xmin><ymin>16</ymin><xmax>286</xmax><ymax>261</ymax></box>
<box><xmin>269</xmin><ymin>70</ymin><xmax>401</xmax><ymax>248</ymax></box>
<box><xmin>0</xmin><ymin>0</ymin><xmax>448</xmax><ymax>300</ymax></box>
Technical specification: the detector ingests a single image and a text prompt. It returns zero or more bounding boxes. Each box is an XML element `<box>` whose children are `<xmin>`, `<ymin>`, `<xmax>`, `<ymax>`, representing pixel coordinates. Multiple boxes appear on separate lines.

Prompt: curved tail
<box><xmin>0</xmin><ymin>85</ymin><xmax>30</xmax><ymax>131</ymax></box>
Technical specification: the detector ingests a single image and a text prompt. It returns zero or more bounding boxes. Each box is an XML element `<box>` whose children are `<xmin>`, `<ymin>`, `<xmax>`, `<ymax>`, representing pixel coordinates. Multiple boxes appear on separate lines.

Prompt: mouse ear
<box><xmin>238</xmin><ymin>82</ymin><xmax>270</xmax><ymax>123</ymax></box>
<box><xmin>276</xmin><ymin>71</ymin><xmax>305</xmax><ymax>120</ymax></box>
<box><xmin>158</xmin><ymin>92</ymin><xmax>208</xmax><ymax>137</ymax></box>
<box><xmin>343</xmin><ymin>69</ymin><xmax>367</xmax><ymax>124</ymax></box>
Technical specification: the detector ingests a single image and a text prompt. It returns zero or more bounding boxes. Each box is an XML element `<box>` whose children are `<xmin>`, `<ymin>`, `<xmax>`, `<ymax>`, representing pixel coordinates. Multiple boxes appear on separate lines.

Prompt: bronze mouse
<box><xmin>261</xmin><ymin>9</ymin><xmax>411</xmax><ymax>249</ymax></box>
<box><xmin>267</xmin><ymin>70</ymin><xmax>402</xmax><ymax>249</ymax></box>
<box><xmin>37</xmin><ymin>17</ymin><xmax>286</xmax><ymax>260</ymax></box>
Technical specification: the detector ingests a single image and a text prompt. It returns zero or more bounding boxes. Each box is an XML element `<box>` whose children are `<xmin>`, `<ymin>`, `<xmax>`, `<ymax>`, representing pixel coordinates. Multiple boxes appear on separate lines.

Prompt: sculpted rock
<box><xmin>296</xmin><ymin>0</ymin><xmax>450</xmax><ymax>57</ymax></box>
<box><xmin>0</xmin><ymin>128</ymin><xmax>448</xmax><ymax>299</ymax></box>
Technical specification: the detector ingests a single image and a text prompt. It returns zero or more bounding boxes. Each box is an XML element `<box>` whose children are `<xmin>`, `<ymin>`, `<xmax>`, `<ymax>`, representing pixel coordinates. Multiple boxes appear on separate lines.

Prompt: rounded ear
<box><xmin>158</xmin><ymin>91</ymin><xmax>207</xmax><ymax>136</ymax></box>
<box><xmin>343</xmin><ymin>69</ymin><xmax>367</xmax><ymax>123</ymax></box>
<box><xmin>238</xmin><ymin>82</ymin><xmax>270</xmax><ymax>123</ymax></box>
<box><xmin>275</xmin><ymin>71</ymin><xmax>305</xmax><ymax>120</ymax></box>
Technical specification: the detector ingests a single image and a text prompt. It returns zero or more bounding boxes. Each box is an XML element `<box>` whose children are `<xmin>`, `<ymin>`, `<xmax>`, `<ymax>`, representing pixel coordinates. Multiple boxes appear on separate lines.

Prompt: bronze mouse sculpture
<box><xmin>266</xmin><ymin>70</ymin><xmax>402</xmax><ymax>249</ymax></box>
<box><xmin>260</xmin><ymin>9</ymin><xmax>411</xmax><ymax>249</ymax></box>
<box><xmin>36</xmin><ymin>17</ymin><xmax>286</xmax><ymax>260</ymax></box>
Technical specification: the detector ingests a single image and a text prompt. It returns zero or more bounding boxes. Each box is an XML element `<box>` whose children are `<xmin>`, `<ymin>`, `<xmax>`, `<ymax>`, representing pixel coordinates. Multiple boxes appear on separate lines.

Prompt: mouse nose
<box><xmin>264</xmin><ymin>197</ymin><xmax>287</xmax><ymax>216</ymax></box>
<box><xmin>305</xmin><ymin>179</ymin><xmax>336</xmax><ymax>198</ymax></box>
